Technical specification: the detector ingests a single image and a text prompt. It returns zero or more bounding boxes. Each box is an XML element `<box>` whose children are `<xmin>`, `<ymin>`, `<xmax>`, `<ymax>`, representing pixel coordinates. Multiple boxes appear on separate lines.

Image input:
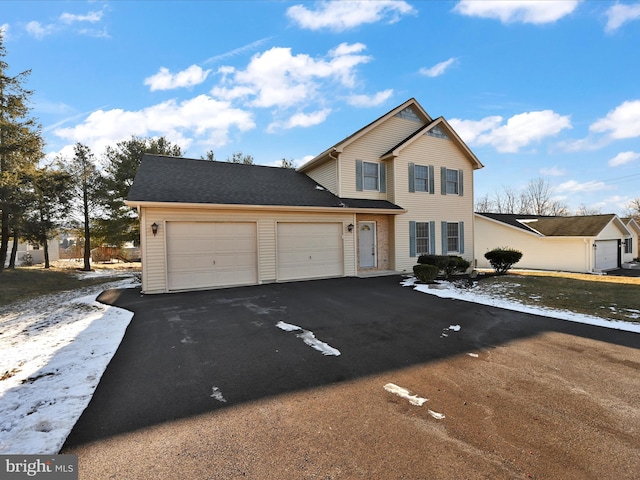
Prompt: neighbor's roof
<box><xmin>476</xmin><ymin>212</ymin><xmax>625</xmax><ymax>237</ymax></box>
<box><xmin>127</xmin><ymin>154</ymin><xmax>404</xmax><ymax>212</ymax></box>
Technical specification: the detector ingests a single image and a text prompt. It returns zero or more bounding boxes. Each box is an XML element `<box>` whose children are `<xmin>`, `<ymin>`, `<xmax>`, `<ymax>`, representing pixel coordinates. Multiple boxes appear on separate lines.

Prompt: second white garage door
<box><xmin>595</xmin><ymin>240</ymin><xmax>619</xmax><ymax>271</ymax></box>
<box><xmin>277</xmin><ymin>223</ymin><xmax>344</xmax><ymax>281</ymax></box>
<box><xmin>166</xmin><ymin>222</ymin><xmax>257</xmax><ymax>291</ymax></box>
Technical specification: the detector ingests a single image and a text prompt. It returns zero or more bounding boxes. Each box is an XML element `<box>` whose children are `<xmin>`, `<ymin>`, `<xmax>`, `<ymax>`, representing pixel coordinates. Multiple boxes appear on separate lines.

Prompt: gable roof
<box><xmin>380</xmin><ymin>116</ymin><xmax>483</xmax><ymax>169</ymax></box>
<box><xmin>126</xmin><ymin>154</ymin><xmax>403</xmax><ymax>212</ymax></box>
<box><xmin>476</xmin><ymin>212</ymin><xmax>630</xmax><ymax>237</ymax></box>
<box><xmin>621</xmin><ymin>217</ymin><xmax>640</xmax><ymax>234</ymax></box>
<box><xmin>298</xmin><ymin>98</ymin><xmax>431</xmax><ymax>173</ymax></box>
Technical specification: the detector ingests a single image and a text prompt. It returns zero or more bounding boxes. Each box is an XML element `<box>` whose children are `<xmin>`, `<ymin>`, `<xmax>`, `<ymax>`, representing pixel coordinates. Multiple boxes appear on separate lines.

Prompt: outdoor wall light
<box><xmin>151</xmin><ymin>222</ymin><xmax>159</xmax><ymax>236</ymax></box>
<box><xmin>348</xmin><ymin>223</ymin><xmax>354</xmax><ymax>232</ymax></box>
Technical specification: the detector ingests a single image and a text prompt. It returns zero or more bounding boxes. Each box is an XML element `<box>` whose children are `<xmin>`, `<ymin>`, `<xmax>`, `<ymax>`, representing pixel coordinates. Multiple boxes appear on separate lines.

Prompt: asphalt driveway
<box><xmin>62</xmin><ymin>275</ymin><xmax>640</xmax><ymax>479</ymax></box>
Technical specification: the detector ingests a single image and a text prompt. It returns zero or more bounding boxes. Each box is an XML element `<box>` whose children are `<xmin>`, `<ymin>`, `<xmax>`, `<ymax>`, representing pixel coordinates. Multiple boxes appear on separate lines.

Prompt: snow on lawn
<box><xmin>401</xmin><ymin>276</ymin><xmax>640</xmax><ymax>334</ymax></box>
<box><xmin>0</xmin><ymin>274</ymin><xmax>138</xmax><ymax>455</ymax></box>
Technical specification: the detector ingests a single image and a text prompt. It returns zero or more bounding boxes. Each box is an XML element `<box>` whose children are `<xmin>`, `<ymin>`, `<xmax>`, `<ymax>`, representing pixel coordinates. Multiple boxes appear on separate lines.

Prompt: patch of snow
<box><xmin>448</xmin><ymin>325</ymin><xmax>461</xmax><ymax>332</ymax></box>
<box><xmin>401</xmin><ymin>277</ymin><xmax>640</xmax><ymax>334</ymax></box>
<box><xmin>276</xmin><ymin>321</ymin><xmax>341</xmax><ymax>356</ymax></box>
<box><xmin>428</xmin><ymin>410</ymin><xmax>446</xmax><ymax>420</ymax></box>
<box><xmin>210</xmin><ymin>386</ymin><xmax>226</xmax><ymax>403</ymax></box>
<box><xmin>467</xmin><ymin>353</ymin><xmax>479</xmax><ymax>358</ymax></box>
<box><xmin>383</xmin><ymin>383</ymin><xmax>428</xmax><ymax>406</ymax></box>
<box><xmin>315</xmin><ymin>185</ymin><xmax>326</xmax><ymax>190</ymax></box>
<box><xmin>0</xmin><ymin>277</ymin><xmax>137</xmax><ymax>454</ymax></box>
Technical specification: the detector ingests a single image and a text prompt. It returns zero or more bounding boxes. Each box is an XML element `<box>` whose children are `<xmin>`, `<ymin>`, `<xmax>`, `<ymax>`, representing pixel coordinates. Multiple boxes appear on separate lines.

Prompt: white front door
<box><xmin>358</xmin><ymin>222</ymin><xmax>376</xmax><ymax>268</ymax></box>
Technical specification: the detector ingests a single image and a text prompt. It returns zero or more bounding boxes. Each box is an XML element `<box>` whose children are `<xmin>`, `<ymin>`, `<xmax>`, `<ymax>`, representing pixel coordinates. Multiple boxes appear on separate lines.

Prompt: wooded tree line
<box><xmin>476</xmin><ymin>177</ymin><xmax>640</xmax><ymax>219</ymax></box>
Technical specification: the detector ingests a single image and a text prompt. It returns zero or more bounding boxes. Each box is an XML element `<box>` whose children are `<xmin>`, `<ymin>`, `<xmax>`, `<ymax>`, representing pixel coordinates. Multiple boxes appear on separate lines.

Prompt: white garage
<box><xmin>166</xmin><ymin>222</ymin><xmax>258</xmax><ymax>291</ymax></box>
<box><xmin>277</xmin><ymin>223</ymin><xmax>344</xmax><ymax>281</ymax></box>
<box><xmin>594</xmin><ymin>240</ymin><xmax>619</xmax><ymax>271</ymax></box>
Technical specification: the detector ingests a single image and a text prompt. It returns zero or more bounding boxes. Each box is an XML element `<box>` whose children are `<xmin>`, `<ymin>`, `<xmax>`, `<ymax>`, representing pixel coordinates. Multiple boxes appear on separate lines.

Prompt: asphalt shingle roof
<box><xmin>476</xmin><ymin>212</ymin><xmax>618</xmax><ymax>237</ymax></box>
<box><xmin>127</xmin><ymin>155</ymin><xmax>403</xmax><ymax>211</ymax></box>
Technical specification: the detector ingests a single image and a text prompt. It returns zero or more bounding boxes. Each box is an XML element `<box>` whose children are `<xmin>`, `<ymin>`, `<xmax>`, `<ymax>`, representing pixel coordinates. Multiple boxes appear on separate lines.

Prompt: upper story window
<box><xmin>408</xmin><ymin>163</ymin><xmax>434</xmax><ymax>193</ymax></box>
<box><xmin>363</xmin><ymin>161</ymin><xmax>379</xmax><ymax>190</ymax></box>
<box><xmin>441</xmin><ymin>167</ymin><xmax>463</xmax><ymax>196</ymax></box>
<box><xmin>356</xmin><ymin>160</ymin><xmax>386</xmax><ymax>193</ymax></box>
<box><xmin>415</xmin><ymin>165</ymin><xmax>428</xmax><ymax>192</ymax></box>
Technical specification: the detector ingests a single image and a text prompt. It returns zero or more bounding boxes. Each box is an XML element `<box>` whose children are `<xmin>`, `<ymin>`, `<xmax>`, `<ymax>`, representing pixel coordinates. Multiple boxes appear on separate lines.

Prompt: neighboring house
<box><xmin>475</xmin><ymin>213</ymin><xmax>634</xmax><ymax>273</ymax></box>
<box><xmin>3</xmin><ymin>239</ymin><xmax>60</xmax><ymax>267</ymax></box>
<box><xmin>621</xmin><ymin>217</ymin><xmax>640</xmax><ymax>262</ymax></box>
<box><xmin>126</xmin><ymin>98</ymin><xmax>483</xmax><ymax>293</ymax></box>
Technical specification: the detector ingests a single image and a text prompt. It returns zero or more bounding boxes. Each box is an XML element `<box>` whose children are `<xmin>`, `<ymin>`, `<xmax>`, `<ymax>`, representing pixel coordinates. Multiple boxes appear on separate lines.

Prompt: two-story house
<box><xmin>127</xmin><ymin>98</ymin><xmax>483</xmax><ymax>293</ymax></box>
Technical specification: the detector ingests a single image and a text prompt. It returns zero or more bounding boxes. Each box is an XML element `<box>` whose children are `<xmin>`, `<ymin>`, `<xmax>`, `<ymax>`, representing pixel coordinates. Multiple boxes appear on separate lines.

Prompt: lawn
<box><xmin>0</xmin><ymin>263</ymin><xmax>139</xmax><ymax>307</ymax></box>
<box><xmin>476</xmin><ymin>270</ymin><xmax>640</xmax><ymax>323</ymax></box>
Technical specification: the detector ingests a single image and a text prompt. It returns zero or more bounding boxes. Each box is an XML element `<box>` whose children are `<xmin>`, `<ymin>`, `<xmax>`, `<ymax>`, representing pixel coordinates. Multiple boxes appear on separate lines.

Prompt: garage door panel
<box><xmin>277</xmin><ymin>223</ymin><xmax>343</xmax><ymax>281</ymax></box>
<box><xmin>595</xmin><ymin>240</ymin><xmax>618</xmax><ymax>270</ymax></box>
<box><xmin>167</xmin><ymin>222</ymin><xmax>257</xmax><ymax>291</ymax></box>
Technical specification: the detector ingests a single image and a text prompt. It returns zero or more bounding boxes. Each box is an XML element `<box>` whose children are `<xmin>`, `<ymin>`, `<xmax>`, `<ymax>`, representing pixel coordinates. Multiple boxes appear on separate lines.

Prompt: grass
<box><xmin>0</xmin><ymin>263</ymin><xmax>138</xmax><ymax>307</ymax></box>
<box><xmin>477</xmin><ymin>270</ymin><xmax>640</xmax><ymax>323</ymax></box>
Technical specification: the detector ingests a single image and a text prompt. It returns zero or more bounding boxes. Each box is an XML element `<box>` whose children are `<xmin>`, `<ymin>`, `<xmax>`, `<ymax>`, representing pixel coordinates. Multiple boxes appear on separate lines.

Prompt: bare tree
<box><xmin>625</xmin><ymin>197</ymin><xmax>640</xmax><ymax>220</ymax></box>
<box><xmin>478</xmin><ymin>178</ymin><xmax>568</xmax><ymax>216</ymax></box>
<box><xmin>575</xmin><ymin>204</ymin><xmax>602</xmax><ymax>216</ymax></box>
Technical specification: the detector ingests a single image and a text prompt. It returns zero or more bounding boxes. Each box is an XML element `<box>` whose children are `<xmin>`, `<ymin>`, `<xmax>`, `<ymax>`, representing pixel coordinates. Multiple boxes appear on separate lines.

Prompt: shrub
<box><xmin>445</xmin><ymin>256</ymin><xmax>471</xmax><ymax>277</ymax></box>
<box><xmin>413</xmin><ymin>264</ymin><xmax>439</xmax><ymax>283</ymax></box>
<box><xmin>484</xmin><ymin>248</ymin><xmax>523</xmax><ymax>274</ymax></box>
<box><xmin>417</xmin><ymin>254</ymin><xmax>470</xmax><ymax>278</ymax></box>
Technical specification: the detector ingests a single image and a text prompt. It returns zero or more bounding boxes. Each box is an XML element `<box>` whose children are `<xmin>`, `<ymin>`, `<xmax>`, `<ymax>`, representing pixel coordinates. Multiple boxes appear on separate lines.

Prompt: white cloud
<box><xmin>605</xmin><ymin>3</ymin><xmax>640</xmax><ymax>32</ymax></box>
<box><xmin>453</xmin><ymin>0</ymin><xmax>581</xmax><ymax>24</ymax></box>
<box><xmin>0</xmin><ymin>23</ymin><xmax>9</xmax><ymax>38</ymax></box>
<box><xmin>53</xmin><ymin>95</ymin><xmax>255</xmax><ymax>156</ymax></box>
<box><xmin>25</xmin><ymin>21</ymin><xmax>55</xmax><ymax>39</ymax></box>
<box><xmin>590</xmin><ymin>100</ymin><xmax>640</xmax><ymax>140</ymax></box>
<box><xmin>449</xmin><ymin>116</ymin><xmax>503</xmax><ymax>145</ymax></box>
<box><xmin>556</xmin><ymin>179</ymin><xmax>609</xmax><ymax>193</ymax></box>
<box><xmin>25</xmin><ymin>9</ymin><xmax>106</xmax><ymax>39</ymax></box>
<box><xmin>450</xmin><ymin>111</ymin><xmax>571</xmax><ymax>153</ymax></box>
<box><xmin>608</xmin><ymin>151</ymin><xmax>640</xmax><ymax>167</ymax></box>
<box><xmin>287</xmin><ymin>0</ymin><xmax>416</xmax><ymax>31</ymax></box>
<box><xmin>419</xmin><ymin>58</ymin><xmax>458</xmax><ymax>77</ymax></box>
<box><xmin>144</xmin><ymin>65</ymin><xmax>212</xmax><ymax>91</ymax></box>
<box><xmin>347</xmin><ymin>89</ymin><xmax>394</xmax><ymax>107</ymax></box>
<box><xmin>59</xmin><ymin>11</ymin><xmax>103</xmax><ymax>24</ymax></box>
<box><xmin>212</xmin><ymin>43</ymin><xmax>371</xmax><ymax>109</ymax></box>
<box><xmin>540</xmin><ymin>166</ymin><xmax>566</xmax><ymax>176</ymax></box>
<box><xmin>267</xmin><ymin>109</ymin><xmax>332</xmax><ymax>133</ymax></box>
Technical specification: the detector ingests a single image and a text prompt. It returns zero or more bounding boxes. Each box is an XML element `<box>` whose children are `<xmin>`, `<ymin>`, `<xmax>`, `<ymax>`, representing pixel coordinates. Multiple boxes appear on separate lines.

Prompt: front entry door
<box><xmin>358</xmin><ymin>222</ymin><xmax>376</xmax><ymax>268</ymax></box>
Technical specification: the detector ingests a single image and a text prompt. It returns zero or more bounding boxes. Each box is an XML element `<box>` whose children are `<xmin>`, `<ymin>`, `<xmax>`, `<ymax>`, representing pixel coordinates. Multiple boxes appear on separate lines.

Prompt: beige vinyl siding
<box><xmin>393</xmin><ymin>135</ymin><xmax>476</xmax><ymax>272</ymax></box>
<box><xmin>304</xmin><ymin>158</ymin><xmax>338</xmax><ymax>195</ymax></box>
<box><xmin>475</xmin><ymin>216</ymin><xmax>593</xmax><ymax>273</ymax></box>
<box><xmin>140</xmin><ymin>206</ymin><xmax>356</xmax><ymax>293</ymax></box>
<box><xmin>341</xmin><ymin>116</ymin><xmax>426</xmax><ymax>199</ymax></box>
<box><xmin>597</xmin><ymin>220</ymin><xmax>626</xmax><ymax>239</ymax></box>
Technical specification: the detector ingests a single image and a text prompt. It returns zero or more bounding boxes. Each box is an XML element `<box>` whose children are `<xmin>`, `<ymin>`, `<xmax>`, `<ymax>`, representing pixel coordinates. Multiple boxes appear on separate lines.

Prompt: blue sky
<box><xmin>3</xmin><ymin>0</ymin><xmax>639</xmax><ymax>214</ymax></box>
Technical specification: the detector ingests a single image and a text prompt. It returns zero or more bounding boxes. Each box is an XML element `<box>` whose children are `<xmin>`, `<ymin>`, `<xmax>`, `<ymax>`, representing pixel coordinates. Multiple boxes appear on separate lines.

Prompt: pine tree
<box><xmin>0</xmin><ymin>33</ymin><xmax>44</xmax><ymax>271</ymax></box>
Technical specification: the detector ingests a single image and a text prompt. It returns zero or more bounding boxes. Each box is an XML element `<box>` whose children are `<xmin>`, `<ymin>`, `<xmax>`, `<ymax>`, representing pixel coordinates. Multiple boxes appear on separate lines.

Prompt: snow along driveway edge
<box><xmin>0</xmin><ymin>280</ymin><xmax>136</xmax><ymax>454</ymax></box>
<box><xmin>401</xmin><ymin>277</ymin><xmax>640</xmax><ymax>334</ymax></box>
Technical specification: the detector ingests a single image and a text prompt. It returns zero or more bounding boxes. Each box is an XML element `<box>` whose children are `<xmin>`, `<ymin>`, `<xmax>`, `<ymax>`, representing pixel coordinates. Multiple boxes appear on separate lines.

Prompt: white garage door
<box><xmin>595</xmin><ymin>240</ymin><xmax>619</xmax><ymax>271</ymax></box>
<box><xmin>166</xmin><ymin>222</ymin><xmax>257</xmax><ymax>291</ymax></box>
<box><xmin>277</xmin><ymin>223</ymin><xmax>344</xmax><ymax>281</ymax></box>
